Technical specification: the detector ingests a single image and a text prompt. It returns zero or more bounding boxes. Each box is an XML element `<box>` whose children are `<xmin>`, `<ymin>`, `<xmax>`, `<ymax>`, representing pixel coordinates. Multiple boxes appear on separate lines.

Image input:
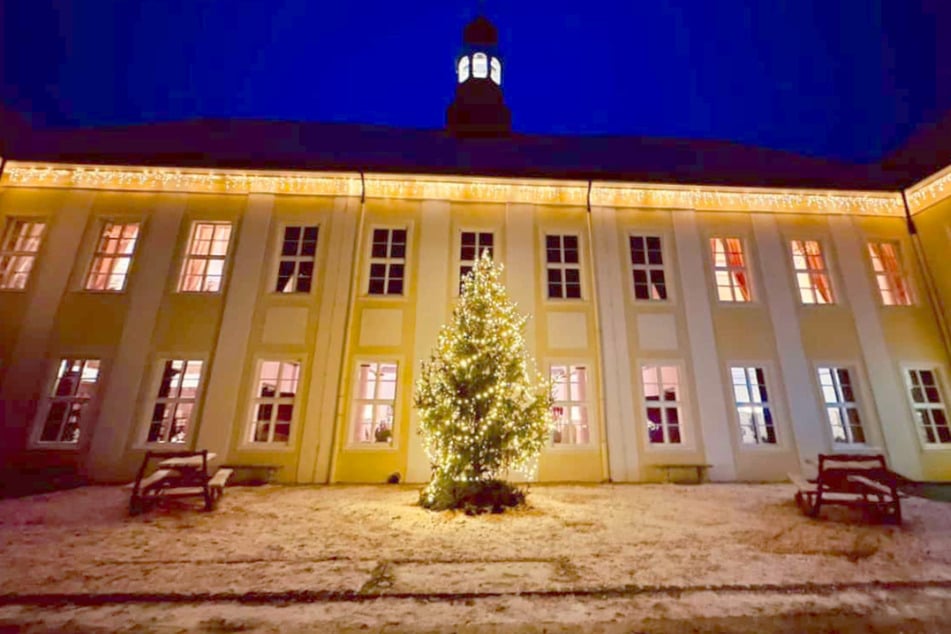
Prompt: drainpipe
<box><xmin>325</xmin><ymin>171</ymin><xmax>368</xmax><ymax>483</ymax></box>
<box><xmin>901</xmin><ymin>190</ymin><xmax>951</xmax><ymax>362</ymax></box>
<box><xmin>584</xmin><ymin>179</ymin><xmax>613</xmax><ymax>482</ymax></box>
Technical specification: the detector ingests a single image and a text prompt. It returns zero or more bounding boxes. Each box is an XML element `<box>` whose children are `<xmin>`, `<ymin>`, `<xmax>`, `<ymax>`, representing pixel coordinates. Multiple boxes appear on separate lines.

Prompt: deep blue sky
<box><xmin>2</xmin><ymin>1</ymin><xmax>949</xmax><ymax>163</ymax></box>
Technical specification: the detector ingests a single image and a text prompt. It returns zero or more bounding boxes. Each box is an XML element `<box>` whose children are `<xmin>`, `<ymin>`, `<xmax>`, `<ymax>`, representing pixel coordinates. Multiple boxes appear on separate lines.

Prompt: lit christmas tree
<box><xmin>415</xmin><ymin>252</ymin><xmax>553</xmax><ymax>512</ymax></box>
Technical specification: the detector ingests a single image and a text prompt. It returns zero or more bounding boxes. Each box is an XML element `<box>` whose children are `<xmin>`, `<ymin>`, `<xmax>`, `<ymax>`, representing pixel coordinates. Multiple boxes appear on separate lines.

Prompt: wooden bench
<box><xmin>654</xmin><ymin>463</ymin><xmax>713</xmax><ymax>484</ymax></box>
<box><xmin>128</xmin><ymin>450</ymin><xmax>232</xmax><ymax>515</ymax></box>
<box><xmin>789</xmin><ymin>453</ymin><xmax>901</xmax><ymax>524</ymax></box>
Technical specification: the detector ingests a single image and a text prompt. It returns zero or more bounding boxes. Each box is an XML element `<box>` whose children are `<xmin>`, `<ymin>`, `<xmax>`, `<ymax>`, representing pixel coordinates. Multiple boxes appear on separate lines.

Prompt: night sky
<box><xmin>2</xmin><ymin>1</ymin><xmax>949</xmax><ymax>163</ymax></box>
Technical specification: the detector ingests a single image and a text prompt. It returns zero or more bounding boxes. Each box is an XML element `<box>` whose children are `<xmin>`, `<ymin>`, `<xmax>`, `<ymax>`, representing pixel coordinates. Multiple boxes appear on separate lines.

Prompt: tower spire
<box><xmin>446</xmin><ymin>14</ymin><xmax>511</xmax><ymax>137</ymax></box>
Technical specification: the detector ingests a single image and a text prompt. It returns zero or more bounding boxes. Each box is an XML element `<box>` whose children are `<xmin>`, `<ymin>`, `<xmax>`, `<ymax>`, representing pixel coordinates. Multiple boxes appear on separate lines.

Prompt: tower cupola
<box><xmin>446</xmin><ymin>16</ymin><xmax>511</xmax><ymax>137</ymax></box>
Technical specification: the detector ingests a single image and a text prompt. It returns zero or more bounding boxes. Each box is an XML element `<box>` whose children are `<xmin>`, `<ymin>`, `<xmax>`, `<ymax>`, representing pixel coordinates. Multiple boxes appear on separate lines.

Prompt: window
<box><xmin>0</xmin><ymin>218</ymin><xmax>45</xmax><ymax>290</ymax></box>
<box><xmin>459</xmin><ymin>231</ymin><xmax>494</xmax><ymax>290</ymax></box>
<box><xmin>146</xmin><ymin>360</ymin><xmax>203</xmax><ymax>444</ymax></box>
<box><xmin>179</xmin><ymin>222</ymin><xmax>232</xmax><ymax>292</ymax></box>
<box><xmin>550</xmin><ymin>365</ymin><xmax>590</xmax><ymax>445</ymax></box>
<box><xmin>368</xmin><ymin>228</ymin><xmax>407</xmax><ymax>295</ymax></box>
<box><xmin>472</xmin><ymin>52</ymin><xmax>488</xmax><ymax>78</ymax></box>
<box><xmin>730</xmin><ymin>367</ymin><xmax>776</xmax><ymax>445</ymax></box>
<box><xmin>642</xmin><ymin>365</ymin><xmax>683</xmax><ymax>444</ymax></box>
<box><xmin>249</xmin><ymin>360</ymin><xmax>300</xmax><ymax>444</ymax></box>
<box><xmin>490</xmin><ymin>57</ymin><xmax>502</xmax><ymax>85</ymax></box>
<box><xmin>629</xmin><ymin>236</ymin><xmax>667</xmax><ymax>301</ymax></box>
<box><xmin>545</xmin><ymin>234</ymin><xmax>581</xmax><ymax>299</ymax></box>
<box><xmin>710</xmin><ymin>237</ymin><xmax>752</xmax><ymax>302</ymax></box>
<box><xmin>351</xmin><ymin>362</ymin><xmax>398</xmax><ymax>445</ymax></box>
<box><xmin>905</xmin><ymin>369</ymin><xmax>950</xmax><ymax>445</ymax></box>
<box><xmin>867</xmin><ymin>241</ymin><xmax>914</xmax><ymax>306</ymax></box>
<box><xmin>37</xmin><ymin>359</ymin><xmax>100</xmax><ymax>444</ymax></box>
<box><xmin>276</xmin><ymin>225</ymin><xmax>318</xmax><ymax>293</ymax></box>
<box><xmin>85</xmin><ymin>221</ymin><xmax>140</xmax><ymax>291</ymax></box>
<box><xmin>817</xmin><ymin>367</ymin><xmax>865</xmax><ymax>444</ymax></box>
<box><xmin>789</xmin><ymin>240</ymin><xmax>833</xmax><ymax>304</ymax></box>
<box><xmin>457</xmin><ymin>56</ymin><xmax>470</xmax><ymax>83</ymax></box>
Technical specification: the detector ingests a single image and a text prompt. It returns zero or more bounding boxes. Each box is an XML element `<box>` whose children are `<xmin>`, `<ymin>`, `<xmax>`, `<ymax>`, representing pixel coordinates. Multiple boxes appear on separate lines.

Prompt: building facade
<box><xmin>1</xmin><ymin>163</ymin><xmax>949</xmax><ymax>484</ymax></box>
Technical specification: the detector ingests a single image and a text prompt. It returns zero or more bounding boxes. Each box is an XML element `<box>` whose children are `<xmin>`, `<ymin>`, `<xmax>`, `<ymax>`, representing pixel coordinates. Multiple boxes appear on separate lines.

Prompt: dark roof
<box><xmin>1</xmin><ymin>115</ymin><xmax>948</xmax><ymax>191</ymax></box>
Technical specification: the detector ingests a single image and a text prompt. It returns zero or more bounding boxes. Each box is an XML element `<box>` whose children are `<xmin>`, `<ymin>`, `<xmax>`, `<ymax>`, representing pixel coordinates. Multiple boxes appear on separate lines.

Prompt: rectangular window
<box><xmin>38</xmin><ymin>359</ymin><xmax>100</xmax><ymax>444</ymax></box>
<box><xmin>275</xmin><ymin>225</ymin><xmax>318</xmax><ymax>293</ymax></box>
<box><xmin>368</xmin><ymin>228</ymin><xmax>407</xmax><ymax>296</ymax></box>
<box><xmin>629</xmin><ymin>235</ymin><xmax>667</xmax><ymax>301</ymax></box>
<box><xmin>905</xmin><ymin>368</ymin><xmax>950</xmax><ymax>444</ymax></box>
<box><xmin>817</xmin><ymin>367</ymin><xmax>865</xmax><ymax>444</ymax></box>
<box><xmin>178</xmin><ymin>222</ymin><xmax>232</xmax><ymax>292</ymax></box>
<box><xmin>459</xmin><ymin>231</ymin><xmax>494</xmax><ymax>290</ymax></box>
<box><xmin>642</xmin><ymin>365</ymin><xmax>683</xmax><ymax>444</ymax></box>
<box><xmin>730</xmin><ymin>367</ymin><xmax>776</xmax><ymax>444</ymax></box>
<box><xmin>248</xmin><ymin>360</ymin><xmax>300</xmax><ymax>444</ymax></box>
<box><xmin>545</xmin><ymin>234</ymin><xmax>581</xmax><ymax>299</ymax></box>
<box><xmin>0</xmin><ymin>218</ymin><xmax>46</xmax><ymax>290</ymax></box>
<box><xmin>146</xmin><ymin>360</ymin><xmax>204</xmax><ymax>444</ymax></box>
<box><xmin>867</xmin><ymin>241</ymin><xmax>914</xmax><ymax>306</ymax></box>
<box><xmin>85</xmin><ymin>221</ymin><xmax>140</xmax><ymax>291</ymax></box>
<box><xmin>351</xmin><ymin>361</ymin><xmax>398</xmax><ymax>445</ymax></box>
<box><xmin>550</xmin><ymin>364</ymin><xmax>590</xmax><ymax>445</ymax></box>
<box><xmin>710</xmin><ymin>237</ymin><xmax>752</xmax><ymax>302</ymax></box>
<box><xmin>790</xmin><ymin>240</ymin><xmax>834</xmax><ymax>304</ymax></box>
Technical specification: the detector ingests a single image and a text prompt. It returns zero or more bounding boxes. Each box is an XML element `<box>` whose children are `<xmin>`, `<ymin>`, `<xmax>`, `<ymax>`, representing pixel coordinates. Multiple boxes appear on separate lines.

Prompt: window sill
<box><xmin>28</xmin><ymin>442</ymin><xmax>80</xmax><ymax>451</ymax></box>
<box><xmin>343</xmin><ymin>443</ymin><xmax>399</xmax><ymax>452</ymax></box>
<box><xmin>238</xmin><ymin>443</ymin><xmax>297</xmax><ymax>453</ymax></box>
<box><xmin>546</xmin><ymin>444</ymin><xmax>598</xmax><ymax>452</ymax></box>
<box><xmin>919</xmin><ymin>443</ymin><xmax>951</xmax><ymax>452</ymax></box>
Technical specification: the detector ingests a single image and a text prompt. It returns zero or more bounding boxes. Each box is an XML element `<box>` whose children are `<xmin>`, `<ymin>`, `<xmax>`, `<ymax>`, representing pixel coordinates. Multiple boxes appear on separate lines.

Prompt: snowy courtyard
<box><xmin>0</xmin><ymin>483</ymin><xmax>949</xmax><ymax>632</ymax></box>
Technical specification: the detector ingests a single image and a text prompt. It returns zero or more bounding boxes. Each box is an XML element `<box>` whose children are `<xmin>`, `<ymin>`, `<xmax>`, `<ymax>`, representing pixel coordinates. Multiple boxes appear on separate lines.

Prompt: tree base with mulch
<box><xmin>419</xmin><ymin>479</ymin><xmax>525</xmax><ymax>515</ymax></box>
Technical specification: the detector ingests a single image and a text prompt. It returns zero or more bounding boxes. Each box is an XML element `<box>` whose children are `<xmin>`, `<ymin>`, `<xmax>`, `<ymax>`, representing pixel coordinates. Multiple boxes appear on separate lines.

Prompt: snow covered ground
<box><xmin>0</xmin><ymin>483</ymin><xmax>949</xmax><ymax>632</ymax></box>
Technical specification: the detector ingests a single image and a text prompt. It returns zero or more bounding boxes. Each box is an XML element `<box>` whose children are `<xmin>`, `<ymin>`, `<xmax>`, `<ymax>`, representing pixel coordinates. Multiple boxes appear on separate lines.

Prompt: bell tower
<box><xmin>446</xmin><ymin>16</ymin><xmax>512</xmax><ymax>137</ymax></box>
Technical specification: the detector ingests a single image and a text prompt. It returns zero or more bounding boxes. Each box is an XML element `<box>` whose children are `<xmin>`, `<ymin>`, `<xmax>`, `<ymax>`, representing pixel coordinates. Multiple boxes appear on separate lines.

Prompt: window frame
<box><xmin>138</xmin><ymin>357</ymin><xmax>207</xmax><ymax>447</ymax></box>
<box><xmin>639</xmin><ymin>361</ymin><xmax>691</xmax><ymax>449</ymax></box>
<box><xmin>709</xmin><ymin>236</ymin><xmax>755</xmax><ymax>304</ymax></box>
<box><xmin>457</xmin><ymin>56</ymin><xmax>470</xmax><ymax>83</ymax></box>
<box><xmin>347</xmin><ymin>358</ymin><xmax>401</xmax><ymax>450</ymax></box>
<box><xmin>628</xmin><ymin>233</ymin><xmax>670</xmax><ymax>303</ymax></box>
<box><xmin>177</xmin><ymin>220</ymin><xmax>233</xmax><ymax>294</ymax></box>
<box><xmin>815</xmin><ymin>364</ymin><xmax>869</xmax><ymax>447</ymax></box>
<box><xmin>472</xmin><ymin>52</ymin><xmax>488</xmax><ymax>79</ymax></box>
<box><xmin>242</xmin><ymin>358</ymin><xmax>304</xmax><ymax>449</ymax></box>
<box><xmin>456</xmin><ymin>228</ymin><xmax>496</xmax><ymax>294</ymax></box>
<box><xmin>0</xmin><ymin>216</ymin><xmax>47</xmax><ymax>292</ymax></box>
<box><xmin>901</xmin><ymin>364</ymin><xmax>951</xmax><ymax>449</ymax></box>
<box><xmin>364</xmin><ymin>225</ymin><xmax>409</xmax><ymax>298</ymax></box>
<box><xmin>548</xmin><ymin>361</ymin><xmax>594</xmax><ymax>449</ymax></box>
<box><xmin>30</xmin><ymin>358</ymin><xmax>103</xmax><ymax>449</ymax></box>
<box><xmin>543</xmin><ymin>232</ymin><xmax>584</xmax><ymax>301</ymax></box>
<box><xmin>866</xmin><ymin>240</ymin><xmax>916</xmax><ymax>307</ymax></box>
<box><xmin>83</xmin><ymin>220</ymin><xmax>142</xmax><ymax>293</ymax></box>
<box><xmin>490</xmin><ymin>57</ymin><xmax>502</xmax><ymax>85</ymax></box>
<box><xmin>271</xmin><ymin>223</ymin><xmax>320</xmax><ymax>295</ymax></box>
<box><xmin>788</xmin><ymin>238</ymin><xmax>836</xmax><ymax>306</ymax></box>
<box><xmin>728</xmin><ymin>365</ymin><xmax>779</xmax><ymax>447</ymax></box>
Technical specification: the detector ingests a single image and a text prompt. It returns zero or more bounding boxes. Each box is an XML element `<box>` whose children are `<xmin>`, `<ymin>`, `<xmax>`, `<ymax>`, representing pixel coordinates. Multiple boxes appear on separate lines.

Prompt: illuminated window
<box><xmin>905</xmin><ymin>368</ymin><xmax>950</xmax><ymax>445</ymax></box>
<box><xmin>0</xmin><ymin>218</ymin><xmax>46</xmax><ymax>290</ymax></box>
<box><xmin>37</xmin><ymin>359</ymin><xmax>100</xmax><ymax>444</ymax></box>
<box><xmin>85</xmin><ymin>221</ymin><xmax>140</xmax><ymax>291</ymax></box>
<box><xmin>710</xmin><ymin>237</ymin><xmax>752</xmax><ymax>302</ymax></box>
<box><xmin>179</xmin><ymin>222</ymin><xmax>232</xmax><ymax>292</ymax></box>
<box><xmin>730</xmin><ymin>367</ymin><xmax>776</xmax><ymax>445</ymax></box>
<box><xmin>249</xmin><ymin>360</ymin><xmax>300</xmax><ymax>444</ymax></box>
<box><xmin>457</xmin><ymin>56</ymin><xmax>470</xmax><ymax>83</ymax></box>
<box><xmin>459</xmin><ymin>231</ymin><xmax>494</xmax><ymax>290</ymax></box>
<box><xmin>490</xmin><ymin>57</ymin><xmax>501</xmax><ymax>84</ymax></box>
<box><xmin>367</xmin><ymin>228</ymin><xmax>407</xmax><ymax>295</ymax></box>
<box><xmin>276</xmin><ymin>225</ymin><xmax>318</xmax><ymax>293</ymax></box>
<box><xmin>642</xmin><ymin>365</ymin><xmax>683</xmax><ymax>444</ymax></box>
<box><xmin>790</xmin><ymin>240</ymin><xmax>833</xmax><ymax>304</ymax></box>
<box><xmin>472</xmin><ymin>52</ymin><xmax>488</xmax><ymax>78</ymax></box>
<box><xmin>545</xmin><ymin>234</ymin><xmax>582</xmax><ymax>299</ymax></box>
<box><xmin>867</xmin><ymin>241</ymin><xmax>914</xmax><ymax>306</ymax></box>
<box><xmin>817</xmin><ymin>367</ymin><xmax>864</xmax><ymax>445</ymax></box>
<box><xmin>550</xmin><ymin>365</ymin><xmax>589</xmax><ymax>445</ymax></box>
<box><xmin>351</xmin><ymin>361</ymin><xmax>398</xmax><ymax>445</ymax></box>
<box><xmin>629</xmin><ymin>235</ymin><xmax>667</xmax><ymax>301</ymax></box>
<box><xmin>146</xmin><ymin>360</ymin><xmax>203</xmax><ymax>444</ymax></box>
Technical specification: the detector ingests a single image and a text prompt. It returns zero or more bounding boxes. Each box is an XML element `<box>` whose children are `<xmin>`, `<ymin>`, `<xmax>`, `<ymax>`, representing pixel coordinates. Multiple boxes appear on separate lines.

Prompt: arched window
<box><xmin>457</xmin><ymin>56</ymin><xmax>470</xmax><ymax>83</ymax></box>
<box><xmin>490</xmin><ymin>57</ymin><xmax>502</xmax><ymax>85</ymax></box>
<box><xmin>472</xmin><ymin>52</ymin><xmax>488</xmax><ymax>79</ymax></box>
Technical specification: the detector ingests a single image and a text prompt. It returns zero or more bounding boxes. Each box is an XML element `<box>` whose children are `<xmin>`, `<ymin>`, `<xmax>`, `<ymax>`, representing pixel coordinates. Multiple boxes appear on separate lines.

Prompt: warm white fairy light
<box><xmin>906</xmin><ymin>164</ymin><xmax>951</xmax><ymax>214</ymax></box>
<box><xmin>414</xmin><ymin>253</ymin><xmax>553</xmax><ymax>503</ymax></box>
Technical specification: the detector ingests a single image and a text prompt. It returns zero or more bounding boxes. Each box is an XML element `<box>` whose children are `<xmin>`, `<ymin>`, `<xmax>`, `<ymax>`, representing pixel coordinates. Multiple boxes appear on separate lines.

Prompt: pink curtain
<box><xmin>804</xmin><ymin>242</ymin><xmax>833</xmax><ymax>303</ymax></box>
<box><xmin>725</xmin><ymin>238</ymin><xmax>751</xmax><ymax>301</ymax></box>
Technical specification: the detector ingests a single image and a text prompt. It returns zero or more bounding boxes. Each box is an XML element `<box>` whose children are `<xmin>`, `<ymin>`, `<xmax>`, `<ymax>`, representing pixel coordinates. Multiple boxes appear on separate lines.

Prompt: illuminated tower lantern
<box><xmin>446</xmin><ymin>15</ymin><xmax>512</xmax><ymax>137</ymax></box>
